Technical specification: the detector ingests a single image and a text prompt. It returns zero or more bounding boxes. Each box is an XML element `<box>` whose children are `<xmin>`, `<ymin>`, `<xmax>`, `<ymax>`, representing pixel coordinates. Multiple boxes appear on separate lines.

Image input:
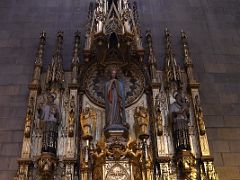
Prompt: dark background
<box><xmin>0</xmin><ymin>0</ymin><xmax>240</xmax><ymax>179</ymax></box>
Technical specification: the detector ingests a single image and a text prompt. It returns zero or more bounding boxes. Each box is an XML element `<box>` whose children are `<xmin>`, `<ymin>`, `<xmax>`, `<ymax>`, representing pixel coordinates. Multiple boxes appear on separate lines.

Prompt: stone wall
<box><xmin>0</xmin><ymin>0</ymin><xmax>239</xmax><ymax>179</ymax></box>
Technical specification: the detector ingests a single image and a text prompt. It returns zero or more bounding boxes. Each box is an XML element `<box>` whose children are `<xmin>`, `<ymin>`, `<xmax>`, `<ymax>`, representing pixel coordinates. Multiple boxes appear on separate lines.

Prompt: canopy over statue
<box><xmin>104</xmin><ymin>69</ymin><xmax>127</xmax><ymax>130</ymax></box>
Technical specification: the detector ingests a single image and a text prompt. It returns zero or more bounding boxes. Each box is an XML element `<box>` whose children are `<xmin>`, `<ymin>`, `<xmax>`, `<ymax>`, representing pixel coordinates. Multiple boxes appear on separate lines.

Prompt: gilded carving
<box><xmin>24</xmin><ymin>112</ymin><xmax>32</xmax><ymax>138</ymax></box>
<box><xmin>156</xmin><ymin>107</ymin><xmax>163</xmax><ymax>136</ymax></box>
<box><xmin>80</xmin><ymin>107</ymin><xmax>96</xmax><ymax>140</ymax></box>
<box><xmin>37</xmin><ymin>153</ymin><xmax>57</xmax><ymax>178</ymax></box>
<box><xmin>194</xmin><ymin>95</ymin><xmax>206</xmax><ymax>135</ymax></box>
<box><xmin>16</xmin><ymin>1</ymin><xmax>219</xmax><ymax>179</ymax></box>
<box><xmin>91</xmin><ymin>140</ymin><xmax>108</xmax><ymax>180</ymax></box>
<box><xmin>203</xmin><ymin>161</ymin><xmax>218</xmax><ymax>180</ymax></box>
<box><xmin>134</xmin><ymin>106</ymin><xmax>149</xmax><ymax>139</ymax></box>
<box><xmin>181</xmin><ymin>157</ymin><xmax>197</xmax><ymax>180</ymax></box>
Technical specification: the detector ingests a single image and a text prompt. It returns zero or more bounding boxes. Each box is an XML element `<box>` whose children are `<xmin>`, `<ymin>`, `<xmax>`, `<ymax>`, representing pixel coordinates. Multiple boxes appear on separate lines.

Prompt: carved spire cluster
<box><xmin>164</xmin><ymin>28</ymin><xmax>182</xmax><ymax>90</ymax></box>
<box><xmin>31</xmin><ymin>31</ymin><xmax>46</xmax><ymax>87</ymax></box>
<box><xmin>181</xmin><ymin>31</ymin><xmax>199</xmax><ymax>87</ymax></box>
<box><xmin>45</xmin><ymin>32</ymin><xmax>64</xmax><ymax>91</ymax></box>
<box><xmin>16</xmin><ymin>1</ymin><xmax>219</xmax><ymax>180</ymax></box>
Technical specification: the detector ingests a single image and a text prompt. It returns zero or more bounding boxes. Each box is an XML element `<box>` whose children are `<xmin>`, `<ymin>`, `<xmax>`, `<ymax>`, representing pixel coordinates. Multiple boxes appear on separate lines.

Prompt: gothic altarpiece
<box><xmin>15</xmin><ymin>0</ymin><xmax>218</xmax><ymax>179</ymax></box>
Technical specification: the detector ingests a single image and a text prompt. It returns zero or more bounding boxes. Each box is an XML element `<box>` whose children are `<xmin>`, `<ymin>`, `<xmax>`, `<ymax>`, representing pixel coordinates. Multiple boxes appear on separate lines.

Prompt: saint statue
<box><xmin>170</xmin><ymin>91</ymin><xmax>191</xmax><ymax>152</ymax></box>
<box><xmin>104</xmin><ymin>69</ymin><xmax>126</xmax><ymax>128</ymax></box>
<box><xmin>37</xmin><ymin>93</ymin><xmax>60</xmax><ymax>154</ymax></box>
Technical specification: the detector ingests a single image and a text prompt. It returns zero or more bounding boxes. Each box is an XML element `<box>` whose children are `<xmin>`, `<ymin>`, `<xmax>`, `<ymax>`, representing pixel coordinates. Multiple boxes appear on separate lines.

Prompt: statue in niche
<box><xmin>134</xmin><ymin>106</ymin><xmax>149</xmax><ymax>139</ymax></box>
<box><xmin>156</xmin><ymin>107</ymin><xmax>163</xmax><ymax>136</ymax></box>
<box><xmin>194</xmin><ymin>95</ymin><xmax>206</xmax><ymax>135</ymax></box>
<box><xmin>37</xmin><ymin>93</ymin><xmax>60</xmax><ymax>154</ymax></box>
<box><xmin>104</xmin><ymin>68</ymin><xmax>127</xmax><ymax>128</ymax></box>
<box><xmin>170</xmin><ymin>91</ymin><xmax>190</xmax><ymax>152</ymax></box>
<box><xmin>80</xmin><ymin>107</ymin><xmax>96</xmax><ymax>140</ymax></box>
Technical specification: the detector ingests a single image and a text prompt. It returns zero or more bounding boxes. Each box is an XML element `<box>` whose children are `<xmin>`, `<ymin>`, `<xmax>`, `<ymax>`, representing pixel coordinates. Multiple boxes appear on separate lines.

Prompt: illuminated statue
<box><xmin>37</xmin><ymin>93</ymin><xmax>60</xmax><ymax>154</ymax></box>
<box><xmin>105</xmin><ymin>69</ymin><xmax>126</xmax><ymax>128</ymax></box>
<box><xmin>170</xmin><ymin>91</ymin><xmax>190</xmax><ymax>152</ymax></box>
<box><xmin>134</xmin><ymin>106</ymin><xmax>149</xmax><ymax>139</ymax></box>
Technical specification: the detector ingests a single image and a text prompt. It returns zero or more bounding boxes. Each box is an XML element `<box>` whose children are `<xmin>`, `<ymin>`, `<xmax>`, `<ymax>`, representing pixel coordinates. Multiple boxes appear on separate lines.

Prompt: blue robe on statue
<box><xmin>105</xmin><ymin>78</ymin><xmax>126</xmax><ymax>127</ymax></box>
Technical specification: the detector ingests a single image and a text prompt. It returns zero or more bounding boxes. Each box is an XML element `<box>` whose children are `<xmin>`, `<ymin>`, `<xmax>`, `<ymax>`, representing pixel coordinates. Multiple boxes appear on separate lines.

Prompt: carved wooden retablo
<box><xmin>15</xmin><ymin>0</ymin><xmax>218</xmax><ymax>180</ymax></box>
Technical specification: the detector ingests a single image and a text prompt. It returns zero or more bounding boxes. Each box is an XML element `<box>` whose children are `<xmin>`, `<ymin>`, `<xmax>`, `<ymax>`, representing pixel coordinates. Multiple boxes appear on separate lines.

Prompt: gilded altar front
<box><xmin>15</xmin><ymin>0</ymin><xmax>218</xmax><ymax>180</ymax></box>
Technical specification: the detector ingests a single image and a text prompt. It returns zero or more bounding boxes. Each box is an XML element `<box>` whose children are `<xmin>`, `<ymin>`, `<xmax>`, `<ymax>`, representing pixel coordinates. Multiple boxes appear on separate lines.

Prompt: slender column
<box><xmin>181</xmin><ymin>30</ymin><xmax>218</xmax><ymax>180</ymax></box>
<box><xmin>146</xmin><ymin>30</ymin><xmax>158</xmax><ymax>84</ymax></box>
<box><xmin>31</xmin><ymin>32</ymin><xmax>46</xmax><ymax>86</ymax></box>
<box><xmin>16</xmin><ymin>32</ymin><xmax>46</xmax><ymax>180</ymax></box>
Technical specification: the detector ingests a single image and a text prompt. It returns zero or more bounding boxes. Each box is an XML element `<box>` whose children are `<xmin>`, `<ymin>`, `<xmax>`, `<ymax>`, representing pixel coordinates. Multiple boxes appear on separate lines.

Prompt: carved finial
<box><xmin>72</xmin><ymin>31</ymin><xmax>81</xmax><ymax>64</ymax></box>
<box><xmin>55</xmin><ymin>31</ymin><xmax>64</xmax><ymax>54</ymax></box>
<box><xmin>133</xmin><ymin>1</ymin><xmax>139</xmax><ymax>24</ymax></box>
<box><xmin>45</xmin><ymin>31</ymin><xmax>64</xmax><ymax>91</ymax></box>
<box><xmin>31</xmin><ymin>31</ymin><xmax>46</xmax><ymax>86</ymax></box>
<box><xmin>146</xmin><ymin>30</ymin><xmax>155</xmax><ymax>63</ymax></box>
<box><xmin>35</xmin><ymin>31</ymin><xmax>46</xmax><ymax>65</ymax></box>
<box><xmin>133</xmin><ymin>1</ymin><xmax>140</xmax><ymax>34</ymax></box>
<box><xmin>181</xmin><ymin>30</ymin><xmax>197</xmax><ymax>84</ymax></box>
<box><xmin>181</xmin><ymin>30</ymin><xmax>192</xmax><ymax>65</ymax></box>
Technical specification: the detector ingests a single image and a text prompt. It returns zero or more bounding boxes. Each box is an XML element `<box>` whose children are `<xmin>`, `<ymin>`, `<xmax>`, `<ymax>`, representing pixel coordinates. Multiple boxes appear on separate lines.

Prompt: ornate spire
<box><xmin>146</xmin><ymin>30</ymin><xmax>157</xmax><ymax>83</ymax></box>
<box><xmin>45</xmin><ymin>31</ymin><xmax>64</xmax><ymax>91</ymax></box>
<box><xmin>84</xmin><ymin>0</ymin><xmax>143</xmax><ymax>56</ymax></box>
<box><xmin>164</xmin><ymin>28</ymin><xmax>182</xmax><ymax>90</ymax></box>
<box><xmin>71</xmin><ymin>31</ymin><xmax>81</xmax><ymax>84</ymax></box>
<box><xmin>132</xmin><ymin>1</ymin><xmax>140</xmax><ymax>34</ymax></box>
<box><xmin>31</xmin><ymin>31</ymin><xmax>46</xmax><ymax>86</ymax></box>
<box><xmin>72</xmin><ymin>31</ymin><xmax>81</xmax><ymax>64</ymax></box>
<box><xmin>181</xmin><ymin>30</ymin><xmax>198</xmax><ymax>86</ymax></box>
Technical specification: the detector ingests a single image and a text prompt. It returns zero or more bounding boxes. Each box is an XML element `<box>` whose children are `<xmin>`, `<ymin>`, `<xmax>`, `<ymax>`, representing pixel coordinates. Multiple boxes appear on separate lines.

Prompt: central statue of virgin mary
<box><xmin>104</xmin><ymin>69</ymin><xmax>126</xmax><ymax>128</ymax></box>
